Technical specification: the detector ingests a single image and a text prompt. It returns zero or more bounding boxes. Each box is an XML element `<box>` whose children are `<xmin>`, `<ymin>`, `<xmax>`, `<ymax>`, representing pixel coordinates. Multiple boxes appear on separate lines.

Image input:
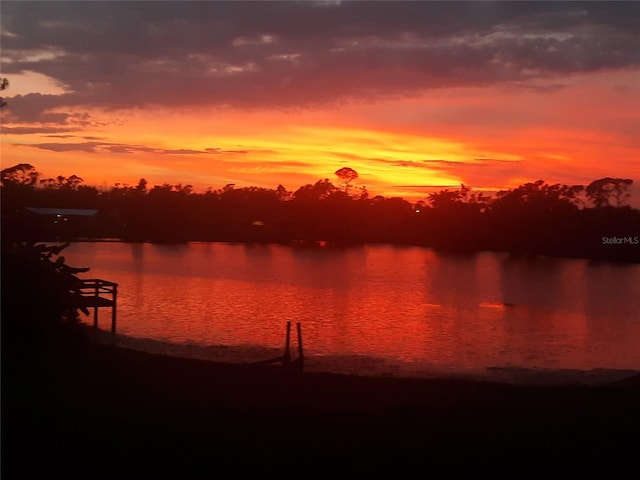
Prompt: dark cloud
<box><xmin>397</xmin><ymin>184</ymin><xmax>469</xmax><ymax>190</ymax></box>
<box><xmin>13</xmin><ymin>140</ymin><xmax>247</xmax><ymax>156</ymax></box>
<box><xmin>205</xmin><ymin>147</ymin><xmax>249</xmax><ymax>155</ymax></box>
<box><xmin>1</xmin><ymin>126</ymin><xmax>76</xmax><ymax>135</ymax></box>
<box><xmin>24</xmin><ymin>142</ymin><xmax>101</xmax><ymax>153</ymax></box>
<box><xmin>1</xmin><ymin>94</ymin><xmax>75</xmax><ymax>123</ymax></box>
<box><xmin>2</xmin><ymin>1</ymin><xmax>639</xmax><ymax>121</ymax></box>
<box><xmin>423</xmin><ymin>158</ymin><xmax>522</xmax><ymax>169</ymax></box>
<box><xmin>366</xmin><ymin>157</ymin><xmax>523</xmax><ymax>171</ymax></box>
<box><xmin>1</xmin><ymin>93</ymin><xmax>100</xmax><ymax>125</ymax></box>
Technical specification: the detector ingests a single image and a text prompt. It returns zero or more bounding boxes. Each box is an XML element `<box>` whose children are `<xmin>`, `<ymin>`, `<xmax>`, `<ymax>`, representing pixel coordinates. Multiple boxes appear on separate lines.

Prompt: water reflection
<box><xmin>583</xmin><ymin>262</ymin><xmax>640</xmax><ymax>367</ymax></box>
<box><xmin>426</xmin><ymin>252</ymin><xmax>475</xmax><ymax>309</ymax></box>
<box><xmin>64</xmin><ymin>242</ymin><xmax>640</xmax><ymax>374</ymax></box>
<box><xmin>499</xmin><ymin>256</ymin><xmax>565</xmax><ymax>309</ymax></box>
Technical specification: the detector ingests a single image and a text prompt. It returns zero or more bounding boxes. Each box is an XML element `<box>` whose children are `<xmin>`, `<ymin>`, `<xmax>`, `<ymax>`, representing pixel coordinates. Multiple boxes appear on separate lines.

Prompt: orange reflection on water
<box><xmin>65</xmin><ymin>242</ymin><xmax>640</xmax><ymax>375</ymax></box>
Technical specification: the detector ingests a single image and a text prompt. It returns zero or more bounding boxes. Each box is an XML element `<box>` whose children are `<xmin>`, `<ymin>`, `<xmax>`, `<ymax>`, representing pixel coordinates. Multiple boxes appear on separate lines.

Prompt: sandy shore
<box><xmin>90</xmin><ymin>328</ymin><xmax>640</xmax><ymax>386</ymax></box>
<box><xmin>3</xmin><ymin>334</ymin><xmax>640</xmax><ymax>479</ymax></box>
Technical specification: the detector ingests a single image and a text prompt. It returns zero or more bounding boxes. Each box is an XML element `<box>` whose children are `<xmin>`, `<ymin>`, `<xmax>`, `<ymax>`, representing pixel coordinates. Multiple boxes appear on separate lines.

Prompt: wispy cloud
<box><xmin>1</xmin><ymin>126</ymin><xmax>76</xmax><ymax>135</ymax></box>
<box><xmin>15</xmin><ymin>140</ymin><xmax>248</xmax><ymax>156</ymax></box>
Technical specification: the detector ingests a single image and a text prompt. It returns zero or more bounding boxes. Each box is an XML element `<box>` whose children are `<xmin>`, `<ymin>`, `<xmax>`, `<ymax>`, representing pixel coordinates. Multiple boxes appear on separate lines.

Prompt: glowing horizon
<box><xmin>1</xmin><ymin>1</ymin><xmax>639</xmax><ymax>203</ymax></box>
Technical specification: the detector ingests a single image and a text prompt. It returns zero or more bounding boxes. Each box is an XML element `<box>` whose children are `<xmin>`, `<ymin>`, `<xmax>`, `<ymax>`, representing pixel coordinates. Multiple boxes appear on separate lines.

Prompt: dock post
<box><xmin>296</xmin><ymin>322</ymin><xmax>304</xmax><ymax>369</ymax></box>
<box><xmin>111</xmin><ymin>284</ymin><xmax>118</xmax><ymax>333</ymax></box>
<box><xmin>284</xmin><ymin>321</ymin><xmax>291</xmax><ymax>364</ymax></box>
<box><xmin>93</xmin><ymin>282</ymin><xmax>99</xmax><ymax>327</ymax></box>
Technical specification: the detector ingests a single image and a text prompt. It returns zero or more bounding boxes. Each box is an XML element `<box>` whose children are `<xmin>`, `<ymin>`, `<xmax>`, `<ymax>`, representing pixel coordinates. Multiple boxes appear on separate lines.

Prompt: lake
<box><xmin>64</xmin><ymin>241</ymin><xmax>640</xmax><ymax>383</ymax></box>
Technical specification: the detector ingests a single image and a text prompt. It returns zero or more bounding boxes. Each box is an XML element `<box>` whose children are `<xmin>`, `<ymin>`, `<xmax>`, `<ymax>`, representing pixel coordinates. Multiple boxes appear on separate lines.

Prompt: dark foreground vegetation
<box><xmin>2</xmin><ymin>241</ymin><xmax>640</xmax><ymax>478</ymax></box>
<box><xmin>2</xmin><ymin>163</ymin><xmax>639</xmax><ymax>261</ymax></box>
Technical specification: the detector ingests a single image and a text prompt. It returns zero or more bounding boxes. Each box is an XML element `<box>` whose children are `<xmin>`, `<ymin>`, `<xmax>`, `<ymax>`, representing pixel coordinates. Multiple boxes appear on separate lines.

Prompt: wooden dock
<box><xmin>251</xmin><ymin>321</ymin><xmax>304</xmax><ymax>372</ymax></box>
<box><xmin>70</xmin><ymin>279</ymin><xmax>118</xmax><ymax>332</ymax></box>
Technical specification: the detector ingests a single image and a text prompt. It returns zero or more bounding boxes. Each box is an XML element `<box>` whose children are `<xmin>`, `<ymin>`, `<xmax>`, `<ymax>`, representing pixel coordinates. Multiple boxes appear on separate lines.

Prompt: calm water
<box><xmin>64</xmin><ymin>242</ymin><xmax>640</xmax><ymax>383</ymax></box>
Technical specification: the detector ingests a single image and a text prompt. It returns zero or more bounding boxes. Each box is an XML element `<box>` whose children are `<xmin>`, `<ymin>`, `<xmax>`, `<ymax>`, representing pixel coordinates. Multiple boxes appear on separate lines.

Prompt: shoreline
<box><xmin>88</xmin><ymin>326</ymin><xmax>640</xmax><ymax>387</ymax></box>
<box><xmin>4</xmin><ymin>328</ymin><xmax>640</xmax><ymax>478</ymax></box>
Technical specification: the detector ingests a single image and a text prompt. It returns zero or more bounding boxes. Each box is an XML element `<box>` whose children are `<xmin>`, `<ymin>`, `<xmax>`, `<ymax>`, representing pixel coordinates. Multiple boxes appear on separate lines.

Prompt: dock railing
<box><xmin>71</xmin><ymin>278</ymin><xmax>119</xmax><ymax>332</ymax></box>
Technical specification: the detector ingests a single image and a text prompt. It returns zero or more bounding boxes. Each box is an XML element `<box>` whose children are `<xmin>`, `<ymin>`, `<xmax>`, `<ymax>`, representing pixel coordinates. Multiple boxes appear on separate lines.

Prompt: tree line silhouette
<box><xmin>2</xmin><ymin>163</ymin><xmax>639</xmax><ymax>262</ymax></box>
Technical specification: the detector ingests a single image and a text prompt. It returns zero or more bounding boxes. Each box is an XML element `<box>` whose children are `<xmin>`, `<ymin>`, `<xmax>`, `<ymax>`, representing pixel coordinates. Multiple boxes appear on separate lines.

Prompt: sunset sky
<box><xmin>1</xmin><ymin>1</ymin><xmax>639</xmax><ymax>202</ymax></box>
